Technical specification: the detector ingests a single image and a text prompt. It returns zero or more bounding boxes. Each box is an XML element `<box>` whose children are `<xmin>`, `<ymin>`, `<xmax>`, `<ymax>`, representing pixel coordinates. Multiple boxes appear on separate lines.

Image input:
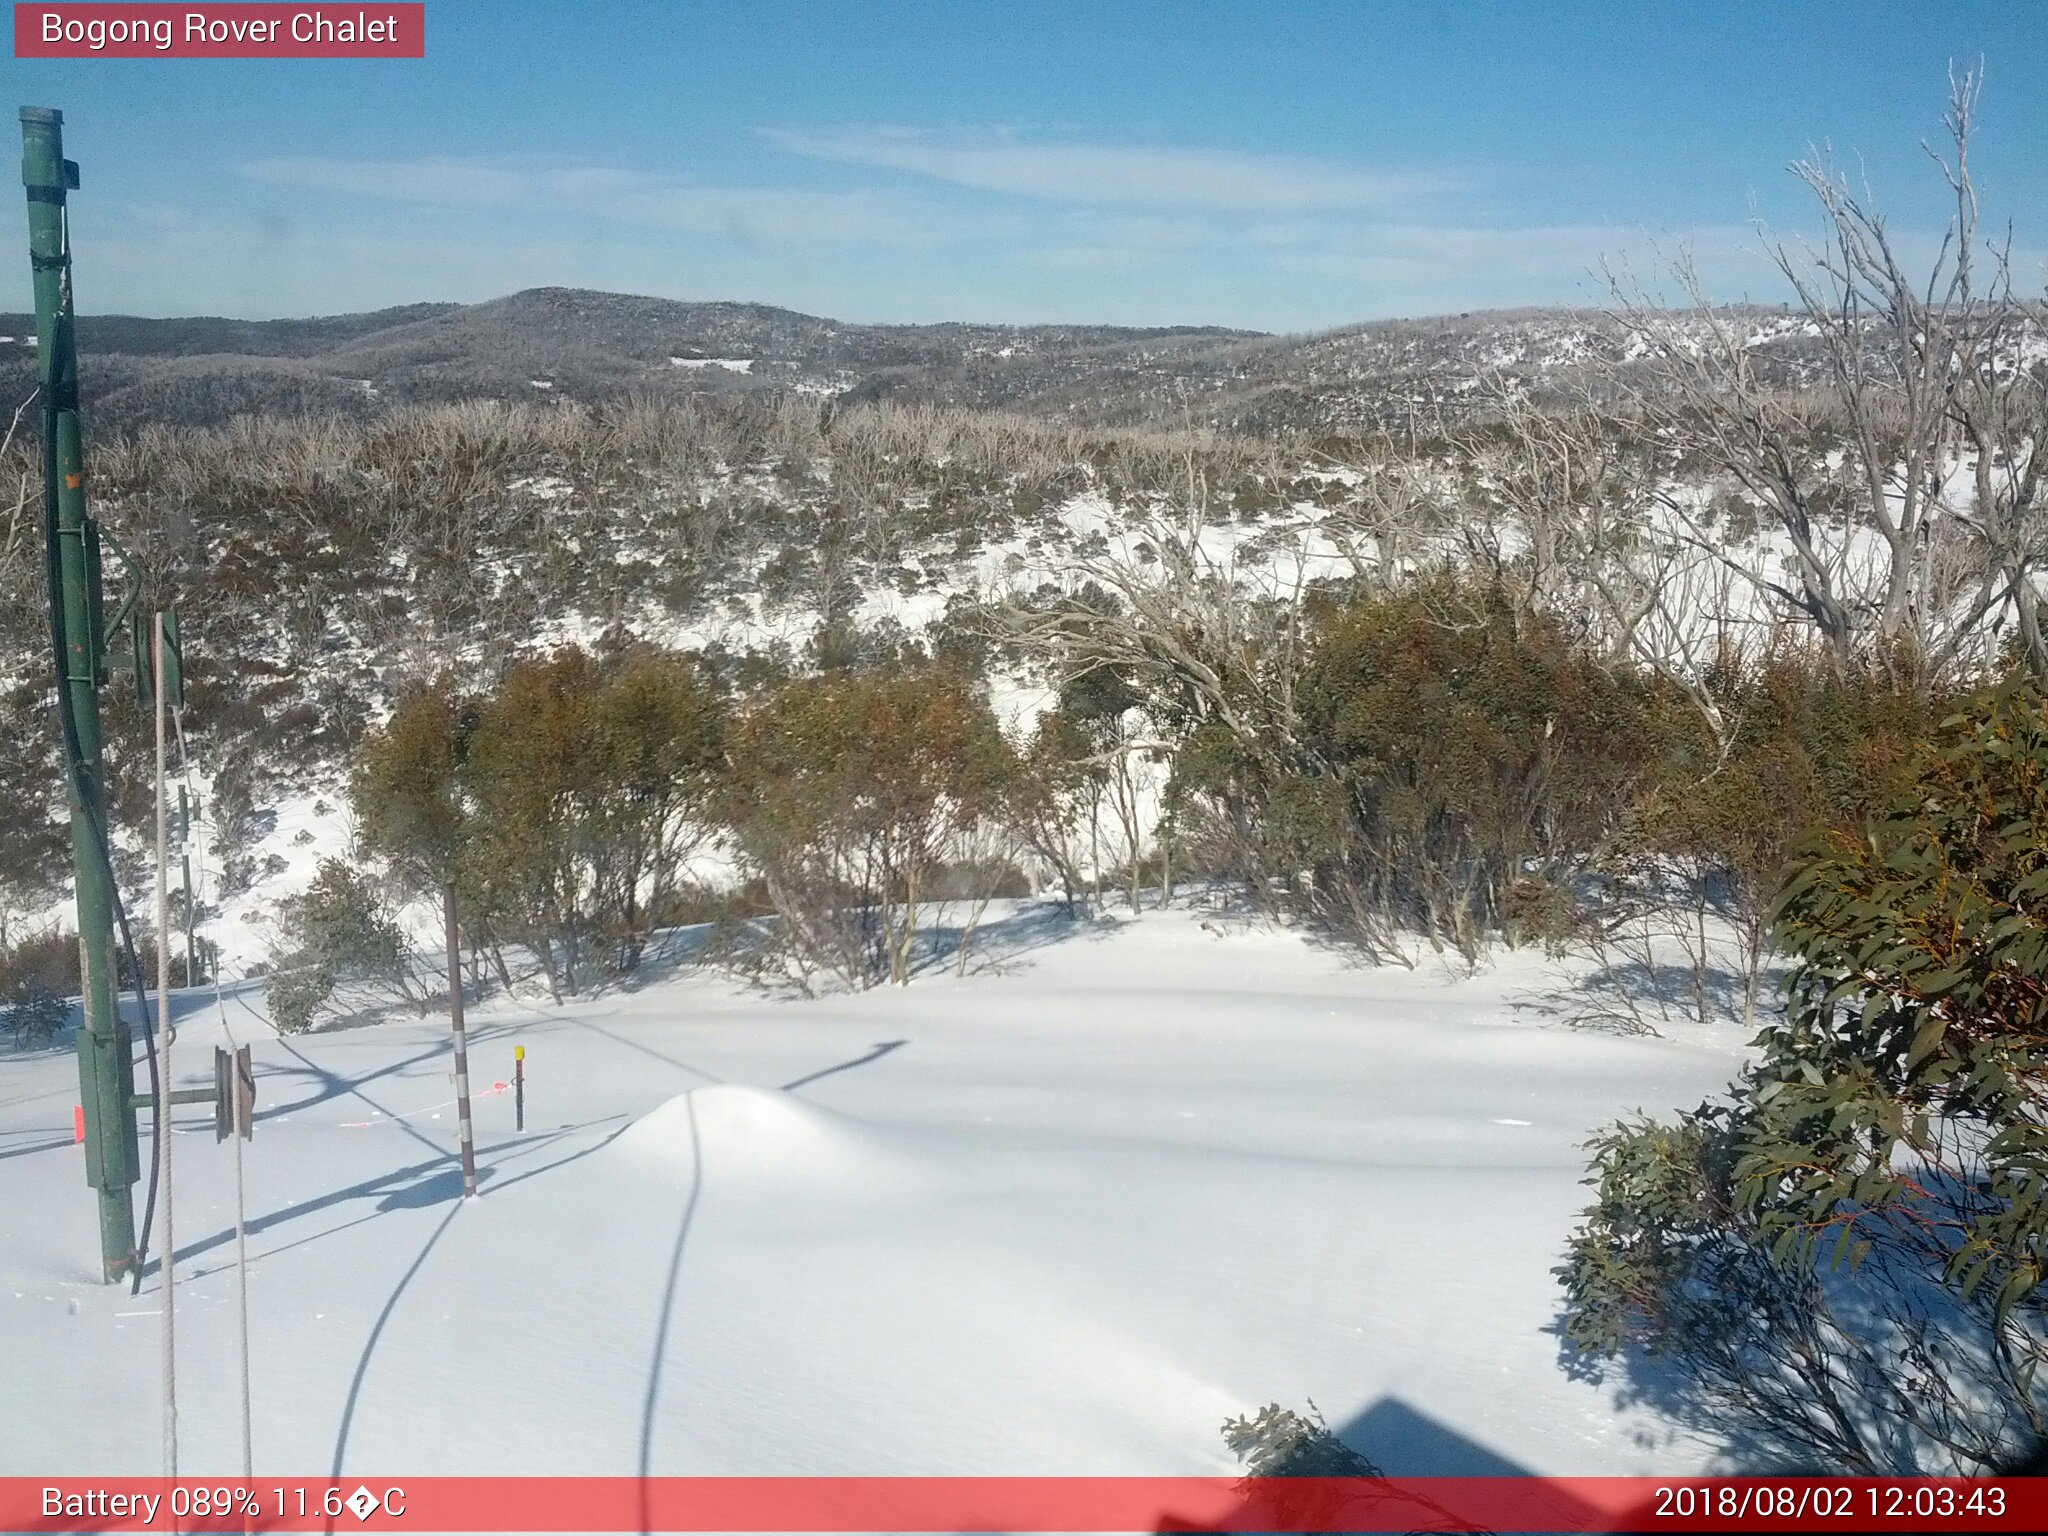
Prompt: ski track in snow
<box><xmin>0</xmin><ymin>902</ymin><xmax>1747</xmax><ymax>1481</ymax></box>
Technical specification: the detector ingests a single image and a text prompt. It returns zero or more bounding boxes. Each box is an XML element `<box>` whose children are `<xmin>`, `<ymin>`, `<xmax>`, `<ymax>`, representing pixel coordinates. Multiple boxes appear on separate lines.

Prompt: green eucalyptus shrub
<box><xmin>1297</xmin><ymin>573</ymin><xmax>1653</xmax><ymax>953</ymax></box>
<box><xmin>1556</xmin><ymin>678</ymin><xmax>2048</xmax><ymax>1472</ymax></box>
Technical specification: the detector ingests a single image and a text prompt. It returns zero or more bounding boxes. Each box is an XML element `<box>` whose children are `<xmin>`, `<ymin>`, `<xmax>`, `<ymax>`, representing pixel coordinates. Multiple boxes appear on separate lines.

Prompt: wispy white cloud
<box><xmin>1268</xmin><ymin>221</ymin><xmax>1803</xmax><ymax>312</ymax></box>
<box><xmin>204</xmin><ymin>147</ymin><xmax>1916</xmax><ymax>327</ymax></box>
<box><xmin>240</xmin><ymin>155</ymin><xmax>997</xmax><ymax>248</ymax></box>
<box><xmin>1020</xmin><ymin>246</ymin><xmax>1170</xmax><ymax>275</ymax></box>
<box><xmin>759</xmin><ymin>127</ymin><xmax>1449</xmax><ymax>212</ymax></box>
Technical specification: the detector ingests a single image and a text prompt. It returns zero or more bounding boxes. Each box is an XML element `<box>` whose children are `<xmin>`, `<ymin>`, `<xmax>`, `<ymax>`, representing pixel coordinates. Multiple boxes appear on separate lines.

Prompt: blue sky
<box><xmin>6</xmin><ymin>0</ymin><xmax>2045</xmax><ymax>329</ymax></box>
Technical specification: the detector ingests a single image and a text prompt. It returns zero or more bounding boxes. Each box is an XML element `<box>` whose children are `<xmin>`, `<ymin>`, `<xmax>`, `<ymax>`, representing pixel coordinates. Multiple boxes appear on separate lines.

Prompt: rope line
<box><xmin>171</xmin><ymin>700</ymin><xmax>254</xmax><ymax>1481</ymax></box>
<box><xmin>153</xmin><ymin>613</ymin><xmax>176</xmax><ymax>1479</ymax></box>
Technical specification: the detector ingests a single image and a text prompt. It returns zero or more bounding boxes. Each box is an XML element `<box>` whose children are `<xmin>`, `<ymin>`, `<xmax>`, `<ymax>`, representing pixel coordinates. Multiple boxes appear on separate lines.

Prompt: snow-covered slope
<box><xmin>0</xmin><ymin>902</ymin><xmax>1749</xmax><ymax>1479</ymax></box>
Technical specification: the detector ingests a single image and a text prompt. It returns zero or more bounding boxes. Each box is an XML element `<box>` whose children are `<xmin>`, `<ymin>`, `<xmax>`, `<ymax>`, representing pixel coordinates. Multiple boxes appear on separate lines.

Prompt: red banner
<box><xmin>13</xmin><ymin>4</ymin><xmax>424</xmax><ymax>58</ymax></box>
<box><xmin>0</xmin><ymin>1476</ymin><xmax>2038</xmax><ymax>1532</ymax></box>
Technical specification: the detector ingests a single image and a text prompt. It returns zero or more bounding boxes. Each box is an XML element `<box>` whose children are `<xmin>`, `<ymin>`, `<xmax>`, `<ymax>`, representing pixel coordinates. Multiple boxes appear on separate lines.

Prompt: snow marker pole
<box><xmin>514</xmin><ymin>1045</ymin><xmax>524</xmax><ymax>1133</ymax></box>
<box><xmin>180</xmin><ymin>786</ymin><xmax>196</xmax><ymax>985</ymax></box>
<box><xmin>211</xmin><ymin>1041</ymin><xmax>256</xmax><ymax>1481</ymax></box>
<box><xmin>153</xmin><ymin>611</ymin><xmax>177</xmax><ymax>1477</ymax></box>
<box><xmin>233</xmin><ymin>1073</ymin><xmax>252</xmax><ymax>1482</ymax></box>
<box><xmin>445</xmin><ymin>884</ymin><xmax>478</xmax><ymax>1197</ymax></box>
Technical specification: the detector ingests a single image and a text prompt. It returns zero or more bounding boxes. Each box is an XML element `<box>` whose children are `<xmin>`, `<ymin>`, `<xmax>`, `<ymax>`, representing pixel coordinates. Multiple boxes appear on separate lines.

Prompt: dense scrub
<box><xmin>3</xmin><ymin>89</ymin><xmax>2040</xmax><ymax>1030</ymax></box>
<box><xmin>0</xmin><ymin>392</ymin><xmax>1281</xmax><ymax>919</ymax></box>
<box><xmin>1148</xmin><ymin>569</ymin><xmax>1950</xmax><ymax>980</ymax></box>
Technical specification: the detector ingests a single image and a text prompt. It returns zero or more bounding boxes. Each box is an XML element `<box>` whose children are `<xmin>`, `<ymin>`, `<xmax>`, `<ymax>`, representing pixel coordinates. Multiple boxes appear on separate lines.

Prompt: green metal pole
<box><xmin>22</xmin><ymin>106</ymin><xmax>139</xmax><ymax>1283</ymax></box>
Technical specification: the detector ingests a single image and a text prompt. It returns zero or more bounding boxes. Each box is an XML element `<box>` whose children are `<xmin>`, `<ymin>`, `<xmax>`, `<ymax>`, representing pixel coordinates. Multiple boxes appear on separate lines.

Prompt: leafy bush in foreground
<box><xmin>1556</xmin><ymin>679</ymin><xmax>2048</xmax><ymax>1471</ymax></box>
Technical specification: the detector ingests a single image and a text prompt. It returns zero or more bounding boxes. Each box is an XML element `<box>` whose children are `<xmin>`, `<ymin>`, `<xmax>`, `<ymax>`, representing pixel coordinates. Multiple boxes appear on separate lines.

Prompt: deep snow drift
<box><xmin>0</xmin><ymin>903</ymin><xmax>1750</xmax><ymax>1480</ymax></box>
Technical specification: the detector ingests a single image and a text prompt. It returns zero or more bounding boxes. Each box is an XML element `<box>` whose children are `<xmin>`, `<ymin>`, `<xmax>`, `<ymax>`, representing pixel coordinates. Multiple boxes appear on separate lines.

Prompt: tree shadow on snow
<box><xmin>158</xmin><ymin>1115</ymin><xmax>631</xmax><ymax>1282</ymax></box>
<box><xmin>0</xmin><ymin>1131</ymin><xmax>77</xmax><ymax>1162</ymax></box>
<box><xmin>1505</xmin><ymin>953</ymin><xmax>1771</xmax><ymax>1038</ymax></box>
<box><xmin>780</xmin><ymin>1038</ymin><xmax>906</xmax><ymax>1092</ymax></box>
<box><xmin>261</xmin><ymin>1014</ymin><xmax>528</xmax><ymax>1128</ymax></box>
<box><xmin>1542</xmin><ymin>1225</ymin><xmax>2048</xmax><ymax>1477</ymax></box>
<box><xmin>635</xmin><ymin>1090</ymin><xmax>706</xmax><ymax>1535</ymax></box>
<box><xmin>698</xmin><ymin>897</ymin><xmax>1121</xmax><ymax>1001</ymax></box>
<box><xmin>328</xmin><ymin>1196</ymin><xmax>464</xmax><ymax>1486</ymax></box>
<box><xmin>559</xmin><ymin>1012</ymin><xmax>724</xmax><ymax>1085</ymax></box>
<box><xmin>597</xmin><ymin>920</ymin><xmax>724</xmax><ymax>994</ymax></box>
<box><xmin>907</xmin><ymin>897</ymin><xmax>1123</xmax><ymax>981</ymax></box>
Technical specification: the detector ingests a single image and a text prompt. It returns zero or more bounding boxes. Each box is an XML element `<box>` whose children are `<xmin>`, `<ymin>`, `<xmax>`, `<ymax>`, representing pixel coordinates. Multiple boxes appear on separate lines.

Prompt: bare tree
<box><xmin>1461</xmin><ymin>388</ymin><xmax>1770</xmax><ymax>746</ymax></box>
<box><xmin>0</xmin><ymin>393</ymin><xmax>40</xmax><ymax>651</ymax></box>
<box><xmin>991</xmin><ymin>455</ymin><xmax>1331</xmax><ymax>779</ymax></box>
<box><xmin>1309</xmin><ymin>444</ymin><xmax>1449</xmax><ymax>593</ymax></box>
<box><xmin>1601</xmin><ymin>69</ymin><xmax>2046</xmax><ymax>689</ymax></box>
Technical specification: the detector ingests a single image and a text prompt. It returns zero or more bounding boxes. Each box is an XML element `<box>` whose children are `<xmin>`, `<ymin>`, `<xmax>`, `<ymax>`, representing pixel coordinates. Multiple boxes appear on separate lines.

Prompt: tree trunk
<box><xmin>443</xmin><ymin>882</ymin><xmax>479</xmax><ymax>1199</ymax></box>
<box><xmin>1116</xmin><ymin>755</ymin><xmax>1142</xmax><ymax>913</ymax></box>
<box><xmin>533</xmin><ymin>935</ymin><xmax>563</xmax><ymax>1005</ymax></box>
<box><xmin>956</xmin><ymin>886</ymin><xmax>993</xmax><ymax>977</ymax></box>
<box><xmin>622</xmin><ymin>881</ymin><xmax>643</xmax><ymax>973</ymax></box>
<box><xmin>1738</xmin><ymin>902</ymin><xmax>1767</xmax><ymax>1033</ymax></box>
<box><xmin>489</xmin><ymin>942</ymin><xmax>515</xmax><ymax>995</ymax></box>
<box><xmin>891</xmin><ymin>872</ymin><xmax>919</xmax><ymax>986</ymax></box>
<box><xmin>1691</xmin><ymin>881</ymin><xmax>1712</xmax><ymax>1027</ymax></box>
<box><xmin>1088</xmin><ymin>782</ymin><xmax>1101</xmax><ymax>914</ymax></box>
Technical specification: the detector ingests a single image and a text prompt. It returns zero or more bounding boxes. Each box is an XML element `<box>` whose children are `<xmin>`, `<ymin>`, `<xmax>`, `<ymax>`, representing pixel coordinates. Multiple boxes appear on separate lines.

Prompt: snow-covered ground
<box><xmin>1</xmin><ymin>902</ymin><xmax>1750</xmax><ymax>1482</ymax></box>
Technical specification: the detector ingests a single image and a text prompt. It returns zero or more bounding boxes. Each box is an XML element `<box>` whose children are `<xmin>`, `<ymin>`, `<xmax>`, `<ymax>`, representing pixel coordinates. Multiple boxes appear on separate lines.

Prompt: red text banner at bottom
<box><xmin>2</xmin><ymin>1476</ymin><xmax>2038</xmax><ymax>1533</ymax></box>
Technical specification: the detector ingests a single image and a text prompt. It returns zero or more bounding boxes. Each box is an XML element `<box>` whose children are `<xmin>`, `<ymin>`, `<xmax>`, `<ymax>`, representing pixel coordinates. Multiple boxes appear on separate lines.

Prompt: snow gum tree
<box><xmin>1060</xmin><ymin>662</ymin><xmax>1152</xmax><ymax>911</ymax></box>
<box><xmin>1557</xmin><ymin>679</ymin><xmax>2048</xmax><ymax>1471</ymax></box>
<box><xmin>1291</xmin><ymin>574</ymin><xmax>1653</xmax><ymax>956</ymax></box>
<box><xmin>582</xmin><ymin>647</ymin><xmax>727</xmax><ymax>970</ymax></box>
<box><xmin>350</xmin><ymin>681</ymin><xmax>482</xmax><ymax>1193</ymax></box>
<box><xmin>1600</xmin><ymin>651</ymin><xmax>1939</xmax><ymax>1029</ymax></box>
<box><xmin>1006</xmin><ymin>708</ymin><xmax>1098</xmax><ymax>915</ymax></box>
<box><xmin>722</xmin><ymin>663</ymin><xmax>1015</xmax><ymax>990</ymax></box>
<box><xmin>463</xmin><ymin>645</ymin><xmax>725</xmax><ymax>988</ymax></box>
<box><xmin>464</xmin><ymin>650</ymin><xmax>603</xmax><ymax>996</ymax></box>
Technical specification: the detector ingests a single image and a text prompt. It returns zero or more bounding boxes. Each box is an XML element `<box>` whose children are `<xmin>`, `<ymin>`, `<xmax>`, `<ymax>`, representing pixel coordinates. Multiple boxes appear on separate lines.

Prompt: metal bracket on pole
<box><xmin>92</xmin><ymin>527</ymin><xmax>155</xmax><ymax>701</ymax></box>
<box><xmin>214</xmin><ymin>1046</ymin><xmax>255</xmax><ymax>1140</ymax></box>
<box><xmin>133</xmin><ymin>1087</ymin><xmax>217</xmax><ymax>1111</ymax></box>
